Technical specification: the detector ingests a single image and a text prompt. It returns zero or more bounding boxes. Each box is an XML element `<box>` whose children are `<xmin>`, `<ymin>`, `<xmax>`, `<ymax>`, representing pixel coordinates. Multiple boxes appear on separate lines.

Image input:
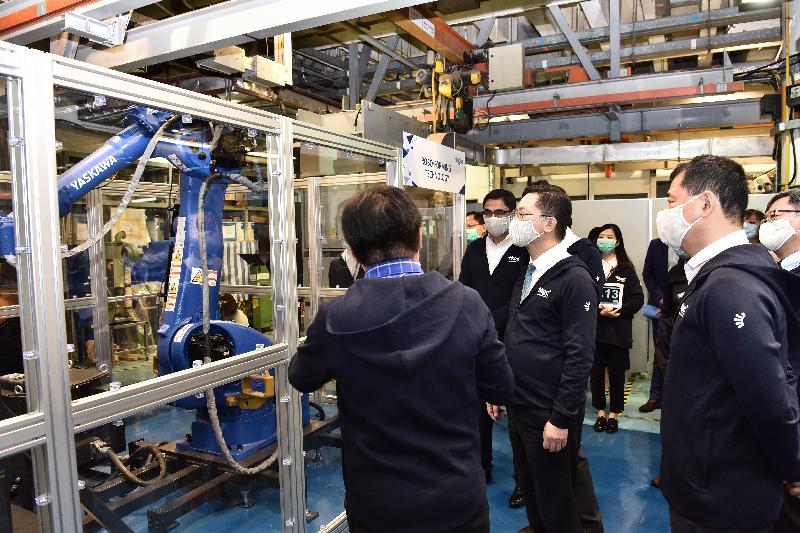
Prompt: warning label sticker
<box><xmin>190</xmin><ymin>267</ymin><xmax>217</xmax><ymax>286</ymax></box>
<box><xmin>174</xmin><ymin>323</ymin><xmax>194</xmax><ymax>343</ymax></box>
<box><xmin>165</xmin><ymin>217</ymin><xmax>186</xmax><ymax>312</ymax></box>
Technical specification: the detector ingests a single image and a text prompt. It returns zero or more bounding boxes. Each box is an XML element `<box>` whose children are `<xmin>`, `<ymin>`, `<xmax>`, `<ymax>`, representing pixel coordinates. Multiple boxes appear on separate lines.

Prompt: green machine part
<box><xmin>250</xmin><ymin>264</ymin><xmax>272</xmax><ymax>331</ymax></box>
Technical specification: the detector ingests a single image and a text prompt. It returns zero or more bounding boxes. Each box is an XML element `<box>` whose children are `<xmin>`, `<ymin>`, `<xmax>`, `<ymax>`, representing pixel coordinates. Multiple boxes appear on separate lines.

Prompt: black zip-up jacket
<box><xmin>288</xmin><ymin>272</ymin><xmax>514</xmax><ymax>533</ymax></box>
<box><xmin>459</xmin><ymin>237</ymin><xmax>529</xmax><ymax>339</ymax></box>
<box><xmin>504</xmin><ymin>254</ymin><xmax>598</xmax><ymax>428</ymax></box>
<box><xmin>661</xmin><ymin>244</ymin><xmax>800</xmax><ymax>530</ymax></box>
<box><xmin>653</xmin><ymin>259</ymin><xmax>687</xmax><ymax>373</ymax></box>
<box><xmin>596</xmin><ymin>265</ymin><xmax>644</xmax><ymax>349</ymax></box>
<box><xmin>567</xmin><ymin>237</ymin><xmax>605</xmax><ymax>292</ymax></box>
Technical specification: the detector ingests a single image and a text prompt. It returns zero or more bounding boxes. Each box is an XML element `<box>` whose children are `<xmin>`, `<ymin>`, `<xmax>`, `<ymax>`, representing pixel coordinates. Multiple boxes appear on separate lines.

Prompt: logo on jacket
<box><xmin>677</xmin><ymin>291</ymin><xmax>685</xmax><ymax>299</ymax></box>
<box><xmin>679</xmin><ymin>303</ymin><xmax>688</xmax><ymax>317</ymax></box>
<box><xmin>595</xmin><ymin>276</ymin><xmax>600</xmax><ymax>282</ymax></box>
<box><xmin>584</xmin><ymin>302</ymin><xmax>591</xmax><ymax>312</ymax></box>
<box><xmin>507</xmin><ymin>255</ymin><xmax>520</xmax><ymax>263</ymax></box>
<box><xmin>536</xmin><ymin>287</ymin><xmax>551</xmax><ymax>298</ymax></box>
<box><xmin>614</xmin><ymin>276</ymin><xmax>627</xmax><ymax>283</ymax></box>
<box><xmin>734</xmin><ymin>312</ymin><xmax>746</xmax><ymax>329</ymax></box>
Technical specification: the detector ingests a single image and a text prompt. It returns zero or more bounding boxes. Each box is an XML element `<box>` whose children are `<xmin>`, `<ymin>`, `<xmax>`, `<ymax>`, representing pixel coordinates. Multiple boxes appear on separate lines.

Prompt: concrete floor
<box><xmin>101</xmin><ymin>374</ymin><xmax>669</xmax><ymax>532</ymax></box>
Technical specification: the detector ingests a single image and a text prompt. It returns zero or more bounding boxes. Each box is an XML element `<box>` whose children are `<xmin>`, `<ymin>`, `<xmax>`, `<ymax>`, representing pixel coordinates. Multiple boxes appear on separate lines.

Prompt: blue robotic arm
<box><xmin>1</xmin><ymin>105</ymin><xmax>307</xmax><ymax>461</ymax></box>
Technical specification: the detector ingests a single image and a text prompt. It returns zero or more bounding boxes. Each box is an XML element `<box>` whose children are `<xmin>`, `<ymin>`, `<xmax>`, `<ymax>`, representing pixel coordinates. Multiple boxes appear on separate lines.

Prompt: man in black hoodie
<box><xmin>288</xmin><ymin>185</ymin><xmax>515</xmax><ymax>533</ymax></box>
<box><xmin>658</xmin><ymin>155</ymin><xmax>800</xmax><ymax>532</ymax></box>
<box><xmin>489</xmin><ymin>187</ymin><xmax>598</xmax><ymax>533</ymax></box>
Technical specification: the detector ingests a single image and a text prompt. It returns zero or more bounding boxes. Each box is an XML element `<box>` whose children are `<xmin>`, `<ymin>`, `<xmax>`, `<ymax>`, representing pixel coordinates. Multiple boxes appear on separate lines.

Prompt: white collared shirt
<box><xmin>529</xmin><ymin>240</ymin><xmax>572</xmax><ymax>288</ymax></box>
<box><xmin>486</xmin><ymin>234</ymin><xmax>514</xmax><ymax>274</ymax></box>
<box><xmin>684</xmin><ymin>230</ymin><xmax>749</xmax><ymax>284</ymax></box>
<box><xmin>602</xmin><ymin>255</ymin><xmax>617</xmax><ymax>278</ymax></box>
<box><xmin>781</xmin><ymin>250</ymin><xmax>800</xmax><ymax>272</ymax></box>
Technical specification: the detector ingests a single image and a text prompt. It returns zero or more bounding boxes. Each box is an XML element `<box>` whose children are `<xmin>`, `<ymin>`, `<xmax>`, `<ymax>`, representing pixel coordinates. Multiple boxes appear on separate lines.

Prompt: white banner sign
<box><xmin>401</xmin><ymin>132</ymin><xmax>466</xmax><ymax>195</ymax></box>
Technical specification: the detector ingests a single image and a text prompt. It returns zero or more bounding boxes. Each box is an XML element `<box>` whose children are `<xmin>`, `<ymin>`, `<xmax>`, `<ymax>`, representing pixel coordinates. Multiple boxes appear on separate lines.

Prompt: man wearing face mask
<box><xmin>460</xmin><ymin>189</ymin><xmax>528</xmax><ymax>485</ymax></box>
<box><xmin>467</xmin><ymin>211</ymin><xmax>486</xmax><ymax>244</ymax></box>
<box><xmin>758</xmin><ymin>189</ymin><xmax>800</xmax><ymax>532</ymax></box>
<box><xmin>658</xmin><ymin>155</ymin><xmax>800</xmax><ymax>533</ymax></box>
<box><xmin>487</xmin><ymin>188</ymin><xmax>598</xmax><ymax>533</ymax></box>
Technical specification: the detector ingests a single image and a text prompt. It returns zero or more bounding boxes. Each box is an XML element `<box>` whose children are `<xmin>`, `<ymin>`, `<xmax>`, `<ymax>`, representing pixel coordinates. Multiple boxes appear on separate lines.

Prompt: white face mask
<box><xmin>485</xmin><ymin>215</ymin><xmax>511</xmax><ymax>237</ymax></box>
<box><xmin>759</xmin><ymin>216</ymin><xmax>799</xmax><ymax>251</ymax></box>
<box><xmin>743</xmin><ymin>222</ymin><xmax>758</xmax><ymax>240</ymax></box>
<box><xmin>509</xmin><ymin>218</ymin><xmax>545</xmax><ymax>248</ymax></box>
<box><xmin>656</xmin><ymin>195</ymin><xmax>704</xmax><ymax>251</ymax></box>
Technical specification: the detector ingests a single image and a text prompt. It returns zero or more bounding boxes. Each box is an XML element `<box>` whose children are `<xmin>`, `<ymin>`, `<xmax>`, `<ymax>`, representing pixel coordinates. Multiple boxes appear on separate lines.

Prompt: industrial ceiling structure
<box><xmin>0</xmin><ymin>0</ymin><xmax>793</xmax><ymax>193</ymax></box>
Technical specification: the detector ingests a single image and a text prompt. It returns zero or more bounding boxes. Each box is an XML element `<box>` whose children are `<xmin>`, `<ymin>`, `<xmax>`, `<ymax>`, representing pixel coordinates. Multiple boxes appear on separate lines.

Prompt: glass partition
<box><xmin>406</xmin><ymin>188</ymin><xmax>456</xmax><ymax>279</ymax></box>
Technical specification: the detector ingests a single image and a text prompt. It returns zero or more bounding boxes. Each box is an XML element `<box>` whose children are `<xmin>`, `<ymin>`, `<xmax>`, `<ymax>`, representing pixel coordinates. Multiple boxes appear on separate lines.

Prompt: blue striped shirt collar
<box><xmin>364</xmin><ymin>258</ymin><xmax>424</xmax><ymax>279</ymax></box>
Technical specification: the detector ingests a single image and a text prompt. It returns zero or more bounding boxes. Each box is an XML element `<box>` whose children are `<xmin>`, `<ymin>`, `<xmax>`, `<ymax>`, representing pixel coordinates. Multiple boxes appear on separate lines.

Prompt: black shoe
<box><xmin>639</xmin><ymin>399</ymin><xmax>661</xmax><ymax>413</ymax></box>
<box><xmin>592</xmin><ymin>416</ymin><xmax>606</xmax><ymax>432</ymax></box>
<box><xmin>651</xmin><ymin>474</ymin><xmax>661</xmax><ymax>488</ymax></box>
<box><xmin>606</xmin><ymin>417</ymin><xmax>619</xmax><ymax>434</ymax></box>
<box><xmin>508</xmin><ymin>485</ymin><xmax>525</xmax><ymax>509</ymax></box>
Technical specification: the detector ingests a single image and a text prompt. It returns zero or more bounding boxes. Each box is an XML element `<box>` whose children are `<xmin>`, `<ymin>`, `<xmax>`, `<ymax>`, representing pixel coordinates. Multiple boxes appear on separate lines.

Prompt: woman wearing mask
<box><xmin>591</xmin><ymin>224</ymin><xmax>645</xmax><ymax>434</ymax></box>
<box><xmin>743</xmin><ymin>209</ymin><xmax>765</xmax><ymax>244</ymax></box>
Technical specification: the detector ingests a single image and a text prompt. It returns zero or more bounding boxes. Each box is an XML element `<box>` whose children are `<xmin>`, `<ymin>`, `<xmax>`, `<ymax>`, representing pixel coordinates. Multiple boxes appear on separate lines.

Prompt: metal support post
<box><xmin>271</xmin><ymin>119</ymin><xmax>307</xmax><ymax>533</ymax></box>
<box><xmin>87</xmin><ymin>189</ymin><xmax>112</xmax><ymax>372</ymax></box>
<box><xmin>365</xmin><ymin>35</ymin><xmax>401</xmax><ymax>103</ymax></box>
<box><xmin>452</xmin><ymin>193</ymin><xmax>465</xmax><ymax>281</ymax></box>
<box><xmin>348</xmin><ymin>42</ymin><xmax>360</xmax><ymax>110</ymax></box>
<box><xmin>49</xmin><ymin>32</ymin><xmax>79</xmax><ymax>59</ymax></box>
<box><xmin>609</xmin><ymin>0</ymin><xmax>620</xmax><ymax>78</ymax></box>
<box><xmin>18</xmin><ymin>51</ymin><xmax>81</xmax><ymax>532</ymax></box>
<box><xmin>546</xmin><ymin>4</ymin><xmax>601</xmax><ymax>80</ymax></box>
<box><xmin>306</xmin><ymin>175</ymin><xmax>321</xmax><ymax>324</ymax></box>
<box><xmin>386</xmin><ymin>148</ymin><xmax>402</xmax><ymax>188</ymax></box>
<box><xmin>6</xmin><ymin>72</ymin><xmax>53</xmax><ymax>533</ymax></box>
<box><xmin>475</xmin><ymin>16</ymin><xmax>495</xmax><ymax>47</ymax></box>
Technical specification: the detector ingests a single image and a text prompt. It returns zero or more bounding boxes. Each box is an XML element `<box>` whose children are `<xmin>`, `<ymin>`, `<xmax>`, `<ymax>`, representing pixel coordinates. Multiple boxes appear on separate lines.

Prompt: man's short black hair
<box><xmin>766</xmin><ymin>189</ymin><xmax>800</xmax><ymax>212</ymax></box>
<box><xmin>674</xmin><ymin>155</ymin><xmax>748</xmax><ymax>224</ymax></box>
<box><xmin>523</xmin><ymin>180</ymin><xmax>572</xmax><ymax>228</ymax></box>
<box><xmin>342</xmin><ymin>185</ymin><xmax>422</xmax><ymax>266</ymax></box>
<box><xmin>483</xmin><ymin>189</ymin><xmax>516</xmax><ymax>210</ymax></box>
<box><xmin>670</xmin><ymin>162</ymin><xmax>688</xmax><ymax>181</ymax></box>
<box><xmin>467</xmin><ymin>211</ymin><xmax>484</xmax><ymax>224</ymax></box>
<box><xmin>529</xmin><ymin>187</ymin><xmax>571</xmax><ymax>240</ymax></box>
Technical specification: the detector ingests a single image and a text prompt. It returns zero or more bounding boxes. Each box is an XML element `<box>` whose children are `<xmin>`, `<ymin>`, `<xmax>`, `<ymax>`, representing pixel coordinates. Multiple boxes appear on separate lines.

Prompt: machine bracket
<box><xmin>63</xmin><ymin>12</ymin><xmax>131</xmax><ymax>48</ymax></box>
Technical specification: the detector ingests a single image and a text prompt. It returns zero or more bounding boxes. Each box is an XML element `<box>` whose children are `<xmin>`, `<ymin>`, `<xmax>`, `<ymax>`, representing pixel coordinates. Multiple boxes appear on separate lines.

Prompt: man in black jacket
<box><xmin>758</xmin><ymin>189</ymin><xmax>800</xmax><ymax>531</ymax></box>
<box><xmin>288</xmin><ymin>185</ymin><xmax>515</xmax><ymax>533</ymax></box>
<box><xmin>489</xmin><ymin>187</ymin><xmax>598</xmax><ymax>533</ymax></box>
<box><xmin>459</xmin><ymin>189</ymin><xmax>528</xmax><ymax>485</ymax></box>
<box><xmin>658</xmin><ymin>155</ymin><xmax>800</xmax><ymax>532</ymax></box>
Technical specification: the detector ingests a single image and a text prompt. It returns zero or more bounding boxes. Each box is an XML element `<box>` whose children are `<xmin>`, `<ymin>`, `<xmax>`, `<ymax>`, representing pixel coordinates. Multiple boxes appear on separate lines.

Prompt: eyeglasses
<box><xmin>765</xmin><ymin>209</ymin><xmax>800</xmax><ymax>221</ymax></box>
<box><xmin>482</xmin><ymin>209</ymin><xmax>512</xmax><ymax>218</ymax></box>
<box><xmin>514</xmin><ymin>211</ymin><xmax>550</xmax><ymax>221</ymax></box>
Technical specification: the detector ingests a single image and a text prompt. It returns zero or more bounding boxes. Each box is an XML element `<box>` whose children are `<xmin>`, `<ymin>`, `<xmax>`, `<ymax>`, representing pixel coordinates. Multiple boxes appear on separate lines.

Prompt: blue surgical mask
<box><xmin>596</xmin><ymin>238</ymin><xmax>617</xmax><ymax>254</ymax></box>
<box><xmin>466</xmin><ymin>228</ymin><xmax>480</xmax><ymax>243</ymax></box>
<box><xmin>743</xmin><ymin>222</ymin><xmax>758</xmax><ymax>240</ymax></box>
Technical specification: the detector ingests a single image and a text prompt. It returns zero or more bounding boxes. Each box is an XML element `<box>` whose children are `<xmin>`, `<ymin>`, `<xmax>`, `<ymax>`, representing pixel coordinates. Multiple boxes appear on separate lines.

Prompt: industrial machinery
<box><xmin>0</xmin><ymin>105</ymin><xmax>339</xmax><ymax>531</ymax></box>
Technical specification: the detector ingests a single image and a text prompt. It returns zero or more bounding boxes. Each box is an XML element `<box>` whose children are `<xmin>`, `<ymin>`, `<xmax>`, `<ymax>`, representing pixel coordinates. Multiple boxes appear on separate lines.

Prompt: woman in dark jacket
<box><xmin>591</xmin><ymin>224</ymin><xmax>644</xmax><ymax>434</ymax></box>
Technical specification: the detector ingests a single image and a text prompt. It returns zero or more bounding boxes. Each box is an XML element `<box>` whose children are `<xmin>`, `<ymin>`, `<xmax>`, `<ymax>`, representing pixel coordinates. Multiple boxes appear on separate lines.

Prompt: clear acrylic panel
<box><xmin>406</xmin><ymin>188</ymin><xmax>456</xmax><ymax>279</ymax></box>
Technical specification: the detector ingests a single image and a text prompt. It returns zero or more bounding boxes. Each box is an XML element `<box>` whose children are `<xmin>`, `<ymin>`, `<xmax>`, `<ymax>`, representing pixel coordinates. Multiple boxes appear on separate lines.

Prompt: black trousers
<box><xmin>508</xmin><ymin>406</ymin><xmax>580</xmax><ymax>533</ymax></box>
<box><xmin>478</xmin><ymin>399</ymin><xmax>493</xmax><ymax>474</ymax></box>
<box><xmin>774</xmin><ymin>493</ymin><xmax>800</xmax><ymax>533</ymax></box>
<box><xmin>574</xmin><ymin>399</ymin><xmax>605</xmax><ymax>532</ymax></box>
<box><xmin>669</xmin><ymin>507</ymin><xmax>771</xmax><ymax>533</ymax></box>
<box><xmin>591</xmin><ymin>342</ymin><xmax>629</xmax><ymax>414</ymax></box>
<box><xmin>347</xmin><ymin>500</ymin><xmax>489</xmax><ymax>533</ymax></box>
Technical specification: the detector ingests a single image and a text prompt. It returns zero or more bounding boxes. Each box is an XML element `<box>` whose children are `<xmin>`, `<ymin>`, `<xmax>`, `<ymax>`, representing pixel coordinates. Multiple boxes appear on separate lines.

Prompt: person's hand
<box><xmin>487</xmin><ymin>404</ymin><xmax>503</xmax><ymax>421</ymax></box>
<box><xmin>599</xmin><ymin>305</ymin><xmax>622</xmax><ymax>318</ymax></box>
<box><xmin>542</xmin><ymin>422</ymin><xmax>568</xmax><ymax>452</ymax></box>
<box><xmin>785</xmin><ymin>481</ymin><xmax>800</xmax><ymax>499</ymax></box>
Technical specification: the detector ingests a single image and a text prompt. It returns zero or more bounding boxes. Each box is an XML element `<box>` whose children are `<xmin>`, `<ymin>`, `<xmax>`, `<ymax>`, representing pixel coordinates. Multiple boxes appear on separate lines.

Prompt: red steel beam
<box><xmin>385</xmin><ymin>5</ymin><xmax>475</xmax><ymax>64</ymax></box>
<box><xmin>0</xmin><ymin>0</ymin><xmax>95</xmax><ymax>33</ymax></box>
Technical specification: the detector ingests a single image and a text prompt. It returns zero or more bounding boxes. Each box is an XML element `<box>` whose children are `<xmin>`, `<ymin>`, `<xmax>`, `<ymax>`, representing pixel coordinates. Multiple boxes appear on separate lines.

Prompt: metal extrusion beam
<box><xmin>609</xmin><ymin>0</ymin><xmax>620</xmax><ymax>78</ymax></box>
<box><xmin>366</xmin><ymin>34</ymin><xmax>401</xmax><ymax>102</ymax></box>
<box><xmin>74</xmin><ymin>0</ymin><xmax>429</xmax><ymax>70</ymax></box>
<box><xmin>0</xmin><ymin>0</ymin><xmax>161</xmax><ymax>45</ymax></box>
<box><xmin>348</xmin><ymin>42</ymin><xmax>360</xmax><ymax>109</ymax></box>
<box><xmin>488</xmin><ymin>136</ymin><xmax>774</xmax><ymax>165</ymax></box>
<box><xmin>470</xmin><ymin>99</ymin><xmax>770</xmax><ymax>144</ymax></box>
<box><xmin>472</xmin><ymin>68</ymin><xmax>737</xmax><ymax>116</ymax></box>
<box><xmin>546</xmin><ymin>4</ymin><xmax>601</xmax><ymax>80</ymax></box>
<box><xmin>519</xmin><ymin>6</ymin><xmax>780</xmax><ymax>56</ymax></box>
<box><xmin>352</xmin><ymin>29</ymin><xmax>417</xmax><ymax>69</ymax></box>
<box><xmin>295</xmin><ymin>48</ymin><xmax>348</xmax><ymax>71</ymax></box>
<box><xmin>527</xmin><ymin>27</ymin><xmax>782</xmax><ymax>70</ymax></box>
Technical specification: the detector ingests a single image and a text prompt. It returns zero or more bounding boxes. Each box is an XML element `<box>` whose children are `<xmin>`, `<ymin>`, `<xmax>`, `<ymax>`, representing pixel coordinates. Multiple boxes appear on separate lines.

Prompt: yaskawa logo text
<box><xmin>69</xmin><ymin>155</ymin><xmax>118</xmax><ymax>190</ymax></box>
<box><xmin>536</xmin><ymin>287</ymin><xmax>551</xmax><ymax>298</ymax></box>
<box><xmin>507</xmin><ymin>256</ymin><xmax>520</xmax><ymax>263</ymax></box>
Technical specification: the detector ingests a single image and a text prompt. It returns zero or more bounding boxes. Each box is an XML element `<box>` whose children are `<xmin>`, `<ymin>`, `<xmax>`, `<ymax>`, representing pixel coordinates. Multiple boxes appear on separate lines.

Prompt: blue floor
<box><xmin>103</xmin><ymin>376</ymin><xmax>669</xmax><ymax>532</ymax></box>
